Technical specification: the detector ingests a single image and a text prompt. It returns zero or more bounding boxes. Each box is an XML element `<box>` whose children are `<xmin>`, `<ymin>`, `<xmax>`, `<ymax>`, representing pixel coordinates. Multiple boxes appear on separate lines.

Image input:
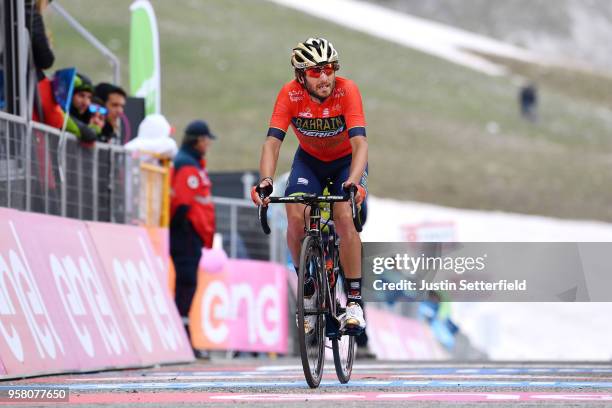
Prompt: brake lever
<box><xmin>258</xmin><ymin>191</ymin><xmax>271</xmax><ymax>235</ymax></box>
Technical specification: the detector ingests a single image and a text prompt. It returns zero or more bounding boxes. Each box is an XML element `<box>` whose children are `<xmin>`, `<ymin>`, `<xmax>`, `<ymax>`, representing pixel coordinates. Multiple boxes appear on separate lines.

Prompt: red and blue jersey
<box><xmin>268</xmin><ymin>77</ymin><xmax>367</xmax><ymax>162</ymax></box>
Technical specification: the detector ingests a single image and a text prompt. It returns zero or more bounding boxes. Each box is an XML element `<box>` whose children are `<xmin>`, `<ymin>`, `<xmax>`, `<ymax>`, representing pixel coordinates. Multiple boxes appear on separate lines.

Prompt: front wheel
<box><xmin>332</xmin><ymin>274</ymin><xmax>355</xmax><ymax>383</ymax></box>
<box><xmin>297</xmin><ymin>235</ymin><xmax>326</xmax><ymax>388</ymax></box>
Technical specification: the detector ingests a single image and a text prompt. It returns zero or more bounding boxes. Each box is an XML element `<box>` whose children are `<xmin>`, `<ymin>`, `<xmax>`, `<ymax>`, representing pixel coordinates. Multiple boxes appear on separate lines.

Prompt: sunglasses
<box><xmin>305</xmin><ymin>63</ymin><xmax>338</xmax><ymax>78</ymax></box>
<box><xmin>88</xmin><ymin>104</ymin><xmax>108</xmax><ymax>115</ymax></box>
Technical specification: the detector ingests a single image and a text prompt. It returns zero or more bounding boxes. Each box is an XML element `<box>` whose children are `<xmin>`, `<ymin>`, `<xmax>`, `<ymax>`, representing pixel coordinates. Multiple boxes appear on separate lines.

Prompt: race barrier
<box><xmin>190</xmin><ymin>259</ymin><xmax>289</xmax><ymax>354</ymax></box>
<box><xmin>0</xmin><ymin>208</ymin><xmax>194</xmax><ymax>380</ymax></box>
<box><xmin>366</xmin><ymin>306</ymin><xmax>448</xmax><ymax>360</ymax></box>
<box><xmin>87</xmin><ymin>222</ymin><xmax>194</xmax><ymax>365</ymax></box>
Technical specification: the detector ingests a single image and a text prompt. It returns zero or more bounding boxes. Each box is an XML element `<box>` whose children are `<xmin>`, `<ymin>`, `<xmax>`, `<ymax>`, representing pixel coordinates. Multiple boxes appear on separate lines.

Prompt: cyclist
<box><xmin>251</xmin><ymin>37</ymin><xmax>368</xmax><ymax>334</ymax></box>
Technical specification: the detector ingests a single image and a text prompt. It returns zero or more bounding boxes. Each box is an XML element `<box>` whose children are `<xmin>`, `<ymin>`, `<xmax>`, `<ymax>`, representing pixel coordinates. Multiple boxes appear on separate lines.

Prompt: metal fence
<box><xmin>0</xmin><ymin>111</ymin><xmax>137</xmax><ymax>222</ymax></box>
<box><xmin>212</xmin><ymin>196</ymin><xmax>286</xmax><ymax>263</ymax></box>
<box><xmin>0</xmin><ymin>111</ymin><xmax>285</xmax><ymax>262</ymax></box>
<box><xmin>0</xmin><ymin>112</ymin><xmax>28</xmax><ymax>210</ymax></box>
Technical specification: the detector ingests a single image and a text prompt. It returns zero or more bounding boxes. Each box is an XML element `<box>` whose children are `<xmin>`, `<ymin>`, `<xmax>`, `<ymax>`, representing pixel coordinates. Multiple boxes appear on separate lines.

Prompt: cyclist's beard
<box><xmin>304</xmin><ymin>77</ymin><xmax>335</xmax><ymax>103</ymax></box>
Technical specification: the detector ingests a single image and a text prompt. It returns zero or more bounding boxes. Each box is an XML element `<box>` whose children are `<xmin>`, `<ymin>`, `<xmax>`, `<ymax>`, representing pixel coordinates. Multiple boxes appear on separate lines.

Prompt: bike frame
<box><xmin>257</xmin><ymin>187</ymin><xmax>361</xmax><ymax>387</ymax></box>
<box><xmin>258</xmin><ymin>189</ymin><xmax>361</xmax><ymax>337</ymax></box>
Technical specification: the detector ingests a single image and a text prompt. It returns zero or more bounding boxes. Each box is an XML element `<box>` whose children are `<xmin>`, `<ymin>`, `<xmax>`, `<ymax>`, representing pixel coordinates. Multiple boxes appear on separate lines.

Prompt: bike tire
<box><xmin>331</xmin><ymin>273</ymin><xmax>356</xmax><ymax>383</ymax></box>
<box><xmin>297</xmin><ymin>235</ymin><xmax>326</xmax><ymax>388</ymax></box>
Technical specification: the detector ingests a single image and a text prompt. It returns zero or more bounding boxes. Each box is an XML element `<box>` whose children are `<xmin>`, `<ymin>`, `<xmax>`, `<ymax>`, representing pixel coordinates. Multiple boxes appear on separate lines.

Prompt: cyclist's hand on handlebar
<box><xmin>251</xmin><ymin>177</ymin><xmax>273</xmax><ymax>206</ymax></box>
<box><xmin>342</xmin><ymin>181</ymin><xmax>367</xmax><ymax>206</ymax></box>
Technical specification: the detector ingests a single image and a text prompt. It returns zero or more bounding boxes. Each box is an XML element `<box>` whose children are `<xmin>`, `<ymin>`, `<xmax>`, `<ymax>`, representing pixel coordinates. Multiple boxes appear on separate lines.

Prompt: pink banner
<box><xmin>145</xmin><ymin>227</ymin><xmax>172</xmax><ymax>287</ymax></box>
<box><xmin>0</xmin><ymin>209</ymin><xmax>144</xmax><ymax>377</ymax></box>
<box><xmin>0</xmin><ymin>208</ymin><xmax>74</xmax><ymax>376</ymax></box>
<box><xmin>13</xmin><ymin>212</ymin><xmax>141</xmax><ymax>370</ymax></box>
<box><xmin>366</xmin><ymin>306</ymin><xmax>448</xmax><ymax>360</ymax></box>
<box><xmin>86</xmin><ymin>222</ymin><xmax>193</xmax><ymax>365</ymax></box>
<box><xmin>191</xmin><ymin>259</ymin><xmax>288</xmax><ymax>353</ymax></box>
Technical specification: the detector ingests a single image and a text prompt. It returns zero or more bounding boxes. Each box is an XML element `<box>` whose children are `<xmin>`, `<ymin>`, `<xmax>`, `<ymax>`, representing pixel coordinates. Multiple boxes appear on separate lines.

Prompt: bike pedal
<box><xmin>343</xmin><ymin>326</ymin><xmax>365</xmax><ymax>336</ymax></box>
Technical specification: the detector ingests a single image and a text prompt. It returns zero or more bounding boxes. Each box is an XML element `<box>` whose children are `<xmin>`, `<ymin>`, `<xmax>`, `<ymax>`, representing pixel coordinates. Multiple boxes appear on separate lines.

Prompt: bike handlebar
<box><xmin>257</xmin><ymin>185</ymin><xmax>363</xmax><ymax>235</ymax></box>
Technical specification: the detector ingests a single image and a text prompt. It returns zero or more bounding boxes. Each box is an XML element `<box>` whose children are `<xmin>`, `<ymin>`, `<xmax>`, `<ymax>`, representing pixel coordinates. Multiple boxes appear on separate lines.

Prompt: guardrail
<box><xmin>212</xmin><ymin>196</ymin><xmax>286</xmax><ymax>263</ymax></box>
<box><xmin>0</xmin><ymin>111</ymin><xmax>288</xmax><ymax>262</ymax></box>
<box><xmin>0</xmin><ymin>111</ymin><xmax>137</xmax><ymax>223</ymax></box>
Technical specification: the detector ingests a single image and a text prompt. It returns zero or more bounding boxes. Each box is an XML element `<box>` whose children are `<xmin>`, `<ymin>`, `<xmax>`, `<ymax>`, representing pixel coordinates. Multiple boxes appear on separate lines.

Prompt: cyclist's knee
<box><xmin>334</xmin><ymin>209</ymin><xmax>359</xmax><ymax>240</ymax></box>
<box><xmin>286</xmin><ymin>206</ymin><xmax>305</xmax><ymax>237</ymax></box>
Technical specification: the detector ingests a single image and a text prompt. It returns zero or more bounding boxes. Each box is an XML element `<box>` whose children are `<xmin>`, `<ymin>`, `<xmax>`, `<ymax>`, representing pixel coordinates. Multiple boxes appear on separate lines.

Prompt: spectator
<box><xmin>86</xmin><ymin>96</ymin><xmax>107</xmax><ymax>134</ymax></box>
<box><xmin>95</xmin><ymin>83</ymin><xmax>126</xmax><ymax>144</ymax></box>
<box><xmin>27</xmin><ymin>0</ymin><xmax>63</xmax><ymax>129</ymax></box>
<box><xmin>26</xmin><ymin>0</ymin><xmax>55</xmax><ymax>80</ymax></box>
<box><xmin>32</xmin><ymin>71</ymin><xmax>98</xmax><ymax>142</ymax></box>
<box><xmin>519</xmin><ymin>82</ymin><xmax>538</xmax><ymax>123</ymax></box>
<box><xmin>170</xmin><ymin>120</ymin><xmax>216</xmax><ymax>358</ymax></box>
<box><xmin>23</xmin><ymin>3</ymin><xmax>97</xmax><ymax>144</ymax></box>
<box><xmin>63</xmin><ymin>73</ymin><xmax>104</xmax><ymax>143</ymax></box>
<box><xmin>70</xmin><ymin>73</ymin><xmax>94</xmax><ymax>123</ymax></box>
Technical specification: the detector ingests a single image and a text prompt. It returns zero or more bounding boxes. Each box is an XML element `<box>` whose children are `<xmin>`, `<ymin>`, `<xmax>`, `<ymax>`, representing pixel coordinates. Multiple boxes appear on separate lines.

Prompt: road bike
<box><xmin>258</xmin><ymin>184</ymin><xmax>363</xmax><ymax>388</ymax></box>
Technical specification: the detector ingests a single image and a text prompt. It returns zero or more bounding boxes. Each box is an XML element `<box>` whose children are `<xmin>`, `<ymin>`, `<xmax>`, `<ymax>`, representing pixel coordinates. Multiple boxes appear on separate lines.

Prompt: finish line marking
<box><xmin>258</xmin><ymin>364</ymin><xmax>612</xmax><ymax>371</ymax></box>
<box><xmin>61</xmin><ymin>373</ymin><xmax>612</xmax><ymax>382</ymax></box>
<box><xmin>11</xmin><ymin>379</ymin><xmax>612</xmax><ymax>391</ymax></box>
<box><xmin>255</xmin><ymin>366</ymin><xmax>612</xmax><ymax>374</ymax></box>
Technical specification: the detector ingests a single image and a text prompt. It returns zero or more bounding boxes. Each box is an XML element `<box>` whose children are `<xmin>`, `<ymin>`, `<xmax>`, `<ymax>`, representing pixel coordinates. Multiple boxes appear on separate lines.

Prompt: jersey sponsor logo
<box><xmin>288</xmin><ymin>90</ymin><xmax>303</xmax><ymax>102</ymax></box>
<box><xmin>187</xmin><ymin>175</ymin><xmax>200</xmax><ymax>189</ymax></box>
<box><xmin>332</xmin><ymin>87</ymin><xmax>345</xmax><ymax>98</ymax></box>
<box><xmin>291</xmin><ymin>115</ymin><xmax>346</xmax><ymax>138</ymax></box>
<box><xmin>297</xmin><ymin>178</ymin><xmax>309</xmax><ymax>186</ymax></box>
<box><xmin>298</xmin><ymin>107</ymin><xmax>313</xmax><ymax>118</ymax></box>
<box><xmin>322</xmin><ymin>108</ymin><xmax>330</xmax><ymax>117</ymax></box>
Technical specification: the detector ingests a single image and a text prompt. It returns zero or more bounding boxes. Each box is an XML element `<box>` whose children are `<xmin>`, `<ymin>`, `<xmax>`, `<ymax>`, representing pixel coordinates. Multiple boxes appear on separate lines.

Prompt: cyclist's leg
<box><xmin>329</xmin><ymin>159</ymin><xmax>368</xmax><ymax>281</ymax></box>
<box><xmin>330</xmin><ymin>202</ymin><xmax>361</xmax><ymax>280</ymax></box>
<box><xmin>330</xmin><ymin>158</ymin><xmax>368</xmax><ymax>330</ymax></box>
<box><xmin>284</xmin><ymin>149</ymin><xmax>323</xmax><ymax>269</ymax></box>
<box><xmin>329</xmin><ymin>162</ymin><xmax>368</xmax><ymax>222</ymax></box>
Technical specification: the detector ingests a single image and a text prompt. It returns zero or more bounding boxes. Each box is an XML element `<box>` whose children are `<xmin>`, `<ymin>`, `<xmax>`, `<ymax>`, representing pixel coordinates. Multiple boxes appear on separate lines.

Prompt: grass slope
<box><xmin>46</xmin><ymin>0</ymin><xmax>612</xmax><ymax>221</ymax></box>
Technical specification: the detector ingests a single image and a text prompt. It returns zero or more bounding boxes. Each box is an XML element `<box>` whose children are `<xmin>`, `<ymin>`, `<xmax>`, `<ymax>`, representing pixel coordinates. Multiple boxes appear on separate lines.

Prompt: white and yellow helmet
<box><xmin>291</xmin><ymin>37</ymin><xmax>339</xmax><ymax>69</ymax></box>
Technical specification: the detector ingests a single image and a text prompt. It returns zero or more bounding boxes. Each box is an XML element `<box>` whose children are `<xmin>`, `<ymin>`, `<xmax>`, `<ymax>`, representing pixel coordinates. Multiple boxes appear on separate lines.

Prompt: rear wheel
<box><xmin>297</xmin><ymin>235</ymin><xmax>326</xmax><ymax>388</ymax></box>
<box><xmin>332</xmin><ymin>273</ymin><xmax>355</xmax><ymax>383</ymax></box>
